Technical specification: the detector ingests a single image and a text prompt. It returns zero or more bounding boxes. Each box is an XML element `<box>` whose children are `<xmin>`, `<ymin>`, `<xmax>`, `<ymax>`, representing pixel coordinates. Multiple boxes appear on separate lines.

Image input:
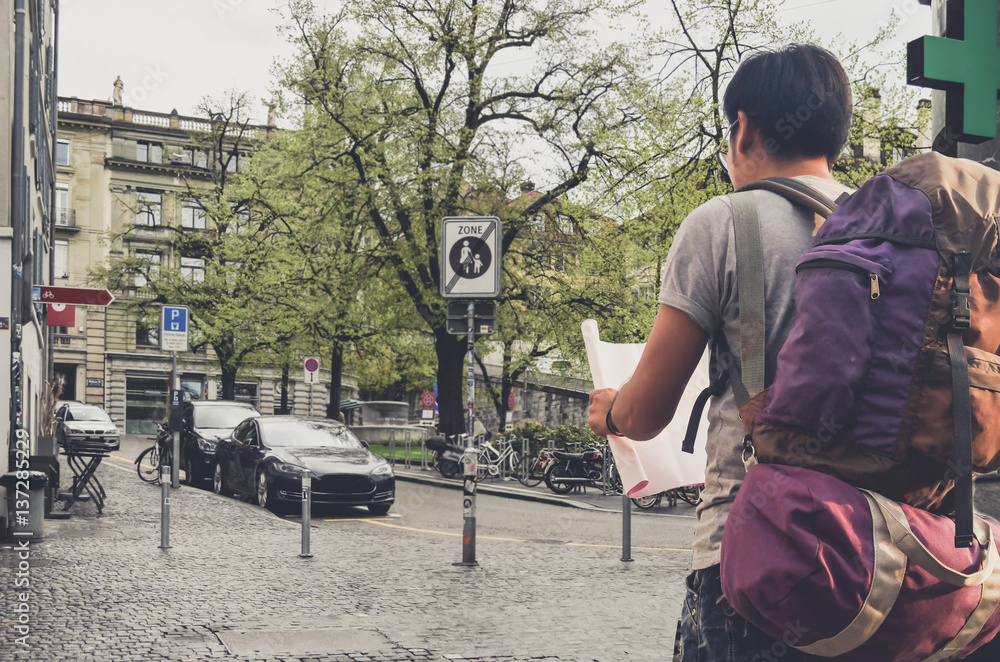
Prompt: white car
<box><xmin>55</xmin><ymin>403</ymin><xmax>121</xmax><ymax>452</ymax></box>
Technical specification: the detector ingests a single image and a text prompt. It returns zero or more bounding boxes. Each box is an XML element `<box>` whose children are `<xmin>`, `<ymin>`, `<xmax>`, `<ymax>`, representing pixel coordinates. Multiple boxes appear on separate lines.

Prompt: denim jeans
<box><xmin>679</xmin><ymin>565</ymin><xmax>815</xmax><ymax>662</ymax></box>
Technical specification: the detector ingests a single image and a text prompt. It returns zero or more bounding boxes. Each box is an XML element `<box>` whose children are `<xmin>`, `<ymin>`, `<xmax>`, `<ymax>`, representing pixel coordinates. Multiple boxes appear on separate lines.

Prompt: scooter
<box><xmin>544</xmin><ymin>444</ymin><xmax>617</xmax><ymax>494</ymax></box>
<box><xmin>425</xmin><ymin>436</ymin><xmax>466</xmax><ymax>479</ymax></box>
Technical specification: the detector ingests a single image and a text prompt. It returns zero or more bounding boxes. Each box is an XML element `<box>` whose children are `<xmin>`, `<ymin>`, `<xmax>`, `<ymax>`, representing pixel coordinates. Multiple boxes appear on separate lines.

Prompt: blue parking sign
<box><xmin>163</xmin><ymin>306</ymin><xmax>187</xmax><ymax>332</ymax></box>
<box><xmin>161</xmin><ymin>305</ymin><xmax>189</xmax><ymax>352</ymax></box>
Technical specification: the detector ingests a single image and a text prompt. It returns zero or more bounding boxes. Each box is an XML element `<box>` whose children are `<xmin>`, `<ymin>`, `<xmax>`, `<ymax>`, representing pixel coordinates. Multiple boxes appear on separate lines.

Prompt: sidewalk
<box><xmin>0</xmin><ymin>447</ymin><xmax>688</xmax><ymax>662</ymax></box>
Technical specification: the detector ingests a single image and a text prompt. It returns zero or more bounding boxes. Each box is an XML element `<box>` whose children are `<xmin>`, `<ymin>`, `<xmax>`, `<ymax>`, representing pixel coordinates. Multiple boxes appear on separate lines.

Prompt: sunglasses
<box><xmin>716</xmin><ymin>119</ymin><xmax>739</xmax><ymax>184</ymax></box>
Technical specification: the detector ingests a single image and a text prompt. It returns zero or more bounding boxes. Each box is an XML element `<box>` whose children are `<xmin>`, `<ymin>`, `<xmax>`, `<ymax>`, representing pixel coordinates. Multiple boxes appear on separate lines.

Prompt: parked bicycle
<box><xmin>136</xmin><ymin>424</ymin><xmax>173</xmax><ymax>484</ymax></box>
<box><xmin>476</xmin><ymin>437</ymin><xmax>521</xmax><ymax>479</ymax></box>
<box><xmin>514</xmin><ymin>445</ymin><xmax>556</xmax><ymax>487</ymax></box>
<box><xmin>631</xmin><ymin>483</ymin><xmax>704</xmax><ymax>509</ymax></box>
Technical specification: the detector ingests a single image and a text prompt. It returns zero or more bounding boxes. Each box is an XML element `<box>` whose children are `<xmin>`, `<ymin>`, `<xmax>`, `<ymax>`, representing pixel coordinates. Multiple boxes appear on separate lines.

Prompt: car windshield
<box><xmin>67</xmin><ymin>406</ymin><xmax>112</xmax><ymax>423</ymax></box>
<box><xmin>261</xmin><ymin>419</ymin><xmax>365</xmax><ymax>449</ymax></box>
<box><xmin>195</xmin><ymin>406</ymin><xmax>259</xmax><ymax>429</ymax></box>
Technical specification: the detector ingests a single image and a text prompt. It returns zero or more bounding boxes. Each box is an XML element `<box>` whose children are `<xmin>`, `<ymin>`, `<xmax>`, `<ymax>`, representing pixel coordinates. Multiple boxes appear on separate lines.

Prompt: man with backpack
<box><xmin>588</xmin><ymin>43</ymin><xmax>854</xmax><ymax>660</ymax></box>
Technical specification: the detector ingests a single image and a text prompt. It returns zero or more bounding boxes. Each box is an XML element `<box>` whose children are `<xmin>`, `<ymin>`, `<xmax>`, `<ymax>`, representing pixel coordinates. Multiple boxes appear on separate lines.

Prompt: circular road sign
<box><xmin>448</xmin><ymin>237</ymin><xmax>492</xmax><ymax>280</ymax></box>
<box><xmin>421</xmin><ymin>392</ymin><xmax>436</xmax><ymax>408</ymax></box>
<box><xmin>507</xmin><ymin>392</ymin><xmax>516</xmax><ymax>410</ymax></box>
<box><xmin>305</xmin><ymin>358</ymin><xmax>319</xmax><ymax>372</ymax></box>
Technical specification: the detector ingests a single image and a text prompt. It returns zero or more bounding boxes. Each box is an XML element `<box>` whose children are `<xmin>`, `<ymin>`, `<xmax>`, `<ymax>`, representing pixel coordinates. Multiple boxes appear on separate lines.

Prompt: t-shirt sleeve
<box><xmin>657</xmin><ymin>196</ymin><xmax>732</xmax><ymax>339</ymax></box>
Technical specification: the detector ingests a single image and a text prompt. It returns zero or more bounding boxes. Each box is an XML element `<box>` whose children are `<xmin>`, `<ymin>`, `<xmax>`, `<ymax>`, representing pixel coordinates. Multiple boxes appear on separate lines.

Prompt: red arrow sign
<box><xmin>33</xmin><ymin>286</ymin><xmax>114</xmax><ymax>307</ymax></box>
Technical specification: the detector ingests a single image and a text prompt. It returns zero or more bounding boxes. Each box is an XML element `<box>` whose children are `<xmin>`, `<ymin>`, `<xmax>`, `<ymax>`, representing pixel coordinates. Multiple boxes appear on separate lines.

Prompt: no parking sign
<box><xmin>303</xmin><ymin>357</ymin><xmax>320</xmax><ymax>384</ymax></box>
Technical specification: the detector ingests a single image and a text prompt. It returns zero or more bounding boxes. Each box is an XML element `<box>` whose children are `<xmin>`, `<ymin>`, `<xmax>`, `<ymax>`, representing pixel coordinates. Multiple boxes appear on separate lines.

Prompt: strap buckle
<box><xmin>950</xmin><ymin>253</ymin><xmax>972</xmax><ymax>331</ymax></box>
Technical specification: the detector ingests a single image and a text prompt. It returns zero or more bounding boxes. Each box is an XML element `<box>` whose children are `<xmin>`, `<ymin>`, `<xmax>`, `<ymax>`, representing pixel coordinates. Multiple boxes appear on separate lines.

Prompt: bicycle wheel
<box><xmin>631</xmin><ymin>493</ymin><xmax>662</xmax><ymax>509</ymax></box>
<box><xmin>516</xmin><ymin>456</ymin><xmax>545</xmax><ymax>487</ymax></box>
<box><xmin>136</xmin><ymin>446</ymin><xmax>161</xmax><ymax>483</ymax></box>
<box><xmin>678</xmin><ymin>484</ymin><xmax>704</xmax><ymax>506</ymax></box>
<box><xmin>506</xmin><ymin>450</ymin><xmax>521</xmax><ymax>479</ymax></box>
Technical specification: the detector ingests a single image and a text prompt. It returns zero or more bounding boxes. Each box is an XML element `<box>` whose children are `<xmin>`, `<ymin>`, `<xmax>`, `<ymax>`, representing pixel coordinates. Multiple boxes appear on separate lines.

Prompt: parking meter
<box><xmin>169</xmin><ymin>389</ymin><xmax>184</xmax><ymax>432</ymax></box>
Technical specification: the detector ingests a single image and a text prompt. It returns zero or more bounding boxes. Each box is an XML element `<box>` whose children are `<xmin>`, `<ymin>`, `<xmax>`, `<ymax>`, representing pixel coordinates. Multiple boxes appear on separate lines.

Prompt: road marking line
<box><xmin>329</xmin><ymin>518</ymin><xmax>528</xmax><ymax>542</ymax></box>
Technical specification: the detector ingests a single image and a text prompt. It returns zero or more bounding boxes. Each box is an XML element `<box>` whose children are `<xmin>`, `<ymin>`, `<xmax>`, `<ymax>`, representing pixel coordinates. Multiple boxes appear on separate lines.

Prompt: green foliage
<box><xmin>507</xmin><ymin>421</ymin><xmax>603</xmax><ymax>456</ymax></box>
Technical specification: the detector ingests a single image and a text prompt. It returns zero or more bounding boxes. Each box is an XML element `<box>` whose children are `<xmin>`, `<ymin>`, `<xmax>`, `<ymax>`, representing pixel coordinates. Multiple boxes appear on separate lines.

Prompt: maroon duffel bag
<box><xmin>720</xmin><ymin>464</ymin><xmax>1000</xmax><ymax>661</ymax></box>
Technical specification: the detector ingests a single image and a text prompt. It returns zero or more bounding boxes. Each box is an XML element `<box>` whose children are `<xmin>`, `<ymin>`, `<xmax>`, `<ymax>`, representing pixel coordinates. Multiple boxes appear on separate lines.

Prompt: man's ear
<box><xmin>734</xmin><ymin>110</ymin><xmax>757</xmax><ymax>156</ymax></box>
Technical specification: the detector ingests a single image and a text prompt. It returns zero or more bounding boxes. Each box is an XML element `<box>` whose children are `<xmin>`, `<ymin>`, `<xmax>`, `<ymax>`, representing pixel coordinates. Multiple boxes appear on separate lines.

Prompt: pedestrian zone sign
<box><xmin>440</xmin><ymin>216</ymin><xmax>502</xmax><ymax>299</ymax></box>
<box><xmin>161</xmin><ymin>305</ymin><xmax>189</xmax><ymax>352</ymax></box>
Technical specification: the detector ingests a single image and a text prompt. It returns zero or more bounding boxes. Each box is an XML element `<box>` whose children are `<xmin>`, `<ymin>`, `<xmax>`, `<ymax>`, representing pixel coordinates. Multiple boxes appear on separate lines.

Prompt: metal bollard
<box><xmin>453</xmin><ymin>447</ymin><xmax>478</xmax><ymax>566</ymax></box>
<box><xmin>300</xmin><ymin>470</ymin><xmax>313</xmax><ymax>558</ymax></box>
<box><xmin>388</xmin><ymin>430</ymin><xmax>396</xmax><ymax>467</ymax></box>
<box><xmin>621</xmin><ymin>493</ymin><xmax>633</xmax><ymax>562</ymax></box>
<box><xmin>160</xmin><ymin>465</ymin><xmax>171</xmax><ymax>549</ymax></box>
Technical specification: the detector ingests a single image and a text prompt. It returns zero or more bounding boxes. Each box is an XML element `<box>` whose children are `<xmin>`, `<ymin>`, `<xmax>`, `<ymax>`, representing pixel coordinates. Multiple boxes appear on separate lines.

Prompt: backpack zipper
<box><xmin>796</xmin><ymin>259</ymin><xmax>881</xmax><ymax>300</ymax></box>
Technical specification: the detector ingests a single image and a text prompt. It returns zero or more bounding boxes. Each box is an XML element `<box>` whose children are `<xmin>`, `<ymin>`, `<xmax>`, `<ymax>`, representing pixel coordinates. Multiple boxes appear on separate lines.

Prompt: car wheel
<box><xmin>182</xmin><ymin>454</ymin><xmax>197</xmax><ymax>486</ymax></box>
<box><xmin>256</xmin><ymin>469</ymin><xmax>273</xmax><ymax>510</ymax></box>
<box><xmin>213</xmin><ymin>462</ymin><xmax>232</xmax><ymax>497</ymax></box>
<box><xmin>368</xmin><ymin>503</ymin><xmax>391</xmax><ymax>516</ymax></box>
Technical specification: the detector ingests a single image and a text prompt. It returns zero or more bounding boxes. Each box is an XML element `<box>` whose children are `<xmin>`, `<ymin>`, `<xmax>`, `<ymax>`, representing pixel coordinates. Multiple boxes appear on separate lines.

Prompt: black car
<box><xmin>55</xmin><ymin>402</ymin><xmax>120</xmax><ymax>452</ymax></box>
<box><xmin>212</xmin><ymin>416</ymin><xmax>395</xmax><ymax>515</ymax></box>
<box><xmin>164</xmin><ymin>400</ymin><xmax>261</xmax><ymax>486</ymax></box>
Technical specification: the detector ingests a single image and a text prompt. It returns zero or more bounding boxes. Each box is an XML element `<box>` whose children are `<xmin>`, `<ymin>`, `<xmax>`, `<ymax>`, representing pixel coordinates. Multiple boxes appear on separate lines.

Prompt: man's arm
<box><xmin>588</xmin><ymin>304</ymin><xmax>708</xmax><ymax>441</ymax></box>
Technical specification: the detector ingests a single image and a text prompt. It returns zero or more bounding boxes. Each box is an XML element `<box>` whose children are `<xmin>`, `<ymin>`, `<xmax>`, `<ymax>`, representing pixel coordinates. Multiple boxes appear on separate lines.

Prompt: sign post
<box><xmin>161</xmin><ymin>306</ymin><xmax>189</xmax><ymax>487</ymax></box>
<box><xmin>440</xmin><ymin>216</ymin><xmax>503</xmax><ymax>566</ymax></box>
<box><xmin>303</xmin><ymin>357</ymin><xmax>320</xmax><ymax>416</ymax></box>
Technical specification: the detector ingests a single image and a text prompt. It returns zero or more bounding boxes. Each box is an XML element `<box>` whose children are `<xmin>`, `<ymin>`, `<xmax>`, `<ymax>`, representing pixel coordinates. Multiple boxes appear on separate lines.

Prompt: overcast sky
<box><xmin>57</xmin><ymin>0</ymin><xmax>934</xmax><ymax>123</ymax></box>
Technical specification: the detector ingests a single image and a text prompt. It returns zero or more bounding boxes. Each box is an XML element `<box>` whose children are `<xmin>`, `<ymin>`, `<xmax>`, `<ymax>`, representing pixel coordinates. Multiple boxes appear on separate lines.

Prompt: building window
<box><xmin>136</xmin><ymin>191</ymin><xmax>162</xmax><ymax>226</ymax></box>
<box><xmin>54</xmin><ymin>239</ymin><xmax>68</xmax><ymax>278</ymax></box>
<box><xmin>134</xmin><ymin>250</ymin><xmax>161</xmax><ymax>288</ymax></box>
<box><xmin>181</xmin><ymin>257</ymin><xmax>205</xmax><ymax>283</ymax></box>
<box><xmin>177</xmin><ymin>148</ymin><xmax>208</xmax><ymax>168</ymax></box>
<box><xmin>136</xmin><ymin>318</ymin><xmax>159</xmax><ymax>347</ymax></box>
<box><xmin>216</xmin><ymin>381</ymin><xmax>259</xmax><ymax>406</ymax></box>
<box><xmin>225</xmin><ymin>152</ymin><xmax>240</xmax><ymax>173</ymax></box>
<box><xmin>56</xmin><ymin>183</ymin><xmax>71</xmax><ymax>226</ymax></box>
<box><xmin>556</xmin><ymin>213</ymin><xmax>574</xmax><ymax>234</ymax></box>
<box><xmin>181</xmin><ymin>201</ymin><xmax>206</xmax><ymax>229</ymax></box>
<box><xmin>56</xmin><ymin>139</ymin><xmax>70</xmax><ymax>165</ymax></box>
<box><xmin>136</xmin><ymin>141</ymin><xmax>162</xmax><ymax>163</ymax></box>
<box><xmin>528</xmin><ymin>214</ymin><xmax>545</xmax><ymax>232</ymax></box>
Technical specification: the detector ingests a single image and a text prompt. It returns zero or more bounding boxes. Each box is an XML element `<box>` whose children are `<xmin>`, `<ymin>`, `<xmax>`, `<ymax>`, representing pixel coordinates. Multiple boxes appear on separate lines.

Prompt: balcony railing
<box><xmin>55</xmin><ymin>207</ymin><xmax>76</xmax><ymax>227</ymax></box>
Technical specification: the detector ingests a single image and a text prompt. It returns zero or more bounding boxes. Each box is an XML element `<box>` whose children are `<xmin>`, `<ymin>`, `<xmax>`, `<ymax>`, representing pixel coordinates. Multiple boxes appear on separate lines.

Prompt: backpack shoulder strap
<box><xmin>728</xmin><ymin>191</ymin><xmax>766</xmax><ymax>405</ymax></box>
<box><xmin>682</xmin><ymin>181</ymin><xmax>845</xmax><ymax>453</ymax></box>
<box><xmin>739</xmin><ymin>176</ymin><xmax>842</xmax><ymax>220</ymax></box>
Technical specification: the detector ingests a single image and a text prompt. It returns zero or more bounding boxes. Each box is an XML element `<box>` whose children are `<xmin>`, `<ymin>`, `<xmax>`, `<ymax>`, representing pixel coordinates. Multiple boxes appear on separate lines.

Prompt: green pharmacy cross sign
<box><xmin>908</xmin><ymin>0</ymin><xmax>1000</xmax><ymax>143</ymax></box>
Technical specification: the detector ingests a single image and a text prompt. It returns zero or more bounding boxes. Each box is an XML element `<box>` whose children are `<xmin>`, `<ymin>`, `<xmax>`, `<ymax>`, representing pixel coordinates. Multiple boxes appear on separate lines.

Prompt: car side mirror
<box><xmin>360</xmin><ymin>440</ymin><xmax>370</xmax><ymax>450</ymax></box>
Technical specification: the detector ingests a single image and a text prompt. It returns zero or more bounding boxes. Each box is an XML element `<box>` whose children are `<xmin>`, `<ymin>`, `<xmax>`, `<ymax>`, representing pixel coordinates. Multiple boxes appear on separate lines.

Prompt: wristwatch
<box><xmin>606</xmin><ymin>407</ymin><xmax>623</xmax><ymax>436</ymax></box>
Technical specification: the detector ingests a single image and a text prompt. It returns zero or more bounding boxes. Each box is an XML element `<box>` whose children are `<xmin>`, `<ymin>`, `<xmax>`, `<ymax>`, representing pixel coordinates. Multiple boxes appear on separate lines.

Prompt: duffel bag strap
<box><xmin>924</xmin><ymin>551</ymin><xmax>1000</xmax><ymax>661</ymax></box>
<box><xmin>867</xmin><ymin>490</ymin><xmax>995</xmax><ymax>587</ymax></box>
<box><xmin>796</xmin><ymin>492</ymin><xmax>908</xmax><ymax>657</ymax></box>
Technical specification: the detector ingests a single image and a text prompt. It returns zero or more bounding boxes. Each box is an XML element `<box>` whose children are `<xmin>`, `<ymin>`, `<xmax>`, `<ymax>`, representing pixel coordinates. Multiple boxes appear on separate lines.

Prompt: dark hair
<box><xmin>723</xmin><ymin>44</ymin><xmax>852</xmax><ymax>164</ymax></box>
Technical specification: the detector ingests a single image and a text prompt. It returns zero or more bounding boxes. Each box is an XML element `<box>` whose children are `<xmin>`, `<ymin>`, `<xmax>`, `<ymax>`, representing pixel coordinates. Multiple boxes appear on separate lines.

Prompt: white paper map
<box><xmin>582</xmin><ymin>319</ymin><xmax>709</xmax><ymax>498</ymax></box>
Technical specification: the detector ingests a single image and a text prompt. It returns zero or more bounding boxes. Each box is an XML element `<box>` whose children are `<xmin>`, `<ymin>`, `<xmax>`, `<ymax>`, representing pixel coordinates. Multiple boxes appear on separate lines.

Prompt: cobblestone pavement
<box><xmin>0</xmin><ymin>451</ymin><xmax>692</xmax><ymax>662</ymax></box>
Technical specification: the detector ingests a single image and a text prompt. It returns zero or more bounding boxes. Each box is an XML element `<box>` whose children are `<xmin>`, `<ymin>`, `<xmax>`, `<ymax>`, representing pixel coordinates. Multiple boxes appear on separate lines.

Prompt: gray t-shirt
<box><xmin>658</xmin><ymin>176</ymin><xmax>853</xmax><ymax>570</ymax></box>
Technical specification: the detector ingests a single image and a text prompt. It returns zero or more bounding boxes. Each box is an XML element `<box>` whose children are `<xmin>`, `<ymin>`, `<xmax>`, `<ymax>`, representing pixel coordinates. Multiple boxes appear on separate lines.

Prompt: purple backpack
<box><xmin>734</xmin><ymin>152</ymin><xmax>1000</xmax><ymax>546</ymax></box>
<box><xmin>715</xmin><ymin>153</ymin><xmax>1000</xmax><ymax>659</ymax></box>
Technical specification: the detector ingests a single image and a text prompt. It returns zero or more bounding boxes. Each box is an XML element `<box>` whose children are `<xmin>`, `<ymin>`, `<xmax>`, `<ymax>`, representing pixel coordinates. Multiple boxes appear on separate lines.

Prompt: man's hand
<box><xmin>588</xmin><ymin>387</ymin><xmax>619</xmax><ymax>437</ymax></box>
